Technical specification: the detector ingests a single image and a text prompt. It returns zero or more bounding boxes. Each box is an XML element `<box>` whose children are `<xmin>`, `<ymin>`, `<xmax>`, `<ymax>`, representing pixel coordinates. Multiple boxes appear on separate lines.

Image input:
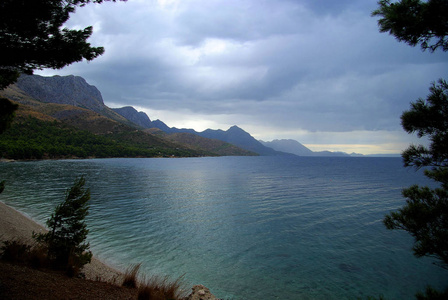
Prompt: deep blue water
<box><xmin>1</xmin><ymin>156</ymin><xmax>447</xmax><ymax>299</ymax></box>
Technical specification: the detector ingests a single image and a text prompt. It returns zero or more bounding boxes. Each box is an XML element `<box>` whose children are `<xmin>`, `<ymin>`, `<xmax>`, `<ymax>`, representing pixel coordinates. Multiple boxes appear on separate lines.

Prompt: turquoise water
<box><xmin>0</xmin><ymin>156</ymin><xmax>447</xmax><ymax>299</ymax></box>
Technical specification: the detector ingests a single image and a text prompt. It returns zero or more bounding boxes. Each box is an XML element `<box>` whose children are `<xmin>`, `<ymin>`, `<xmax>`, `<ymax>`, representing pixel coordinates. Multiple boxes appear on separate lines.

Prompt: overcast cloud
<box><xmin>37</xmin><ymin>0</ymin><xmax>448</xmax><ymax>154</ymax></box>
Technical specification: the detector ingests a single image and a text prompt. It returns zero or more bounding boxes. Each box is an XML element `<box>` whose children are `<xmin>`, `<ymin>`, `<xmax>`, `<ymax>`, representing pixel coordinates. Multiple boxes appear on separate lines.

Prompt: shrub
<box><xmin>0</xmin><ymin>239</ymin><xmax>48</xmax><ymax>269</ymax></box>
<box><xmin>416</xmin><ymin>286</ymin><xmax>448</xmax><ymax>300</ymax></box>
<box><xmin>1</xmin><ymin>239</ymin><xmax>31</xmax><ymax>262</ymax></box>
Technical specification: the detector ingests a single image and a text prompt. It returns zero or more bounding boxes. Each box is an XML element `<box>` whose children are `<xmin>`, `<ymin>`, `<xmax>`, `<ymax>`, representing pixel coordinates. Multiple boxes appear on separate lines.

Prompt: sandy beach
<box><xmin>0</xmin><ymin>201</ymin><xmax>124</xmax><ymax>283</ymax></box>
<box><xmin>0</xmin><ymin>200</ymin><xmax>219</xmax><ymax>300</ymax></box>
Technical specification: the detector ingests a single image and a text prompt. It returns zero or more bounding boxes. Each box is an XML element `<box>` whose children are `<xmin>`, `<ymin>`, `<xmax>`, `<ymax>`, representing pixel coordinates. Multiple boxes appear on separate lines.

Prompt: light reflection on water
<box><xmin>0</xmin><ymin>156</ymin><xmax>446</xmax><ymax>299</ymax></box>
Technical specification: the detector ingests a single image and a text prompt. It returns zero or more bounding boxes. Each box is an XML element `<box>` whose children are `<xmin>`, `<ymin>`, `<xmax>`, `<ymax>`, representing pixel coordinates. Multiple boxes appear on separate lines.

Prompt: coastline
<box><xmin>0</xmin><ymin>201</ymin><xmax>124</xmax><ymax>283</ymax></box>
<box><xmin>0</xmin><ymin>201</ymin><xmax>220</xmax><ymax>299</ymax></box>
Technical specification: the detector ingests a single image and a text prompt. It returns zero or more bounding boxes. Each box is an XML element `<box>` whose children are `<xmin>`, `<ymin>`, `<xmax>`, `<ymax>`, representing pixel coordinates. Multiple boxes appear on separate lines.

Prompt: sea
<box><xmin>0</xmin><ymin>156</ymin><xmax>447</xmax><ymax>299</ymax></box>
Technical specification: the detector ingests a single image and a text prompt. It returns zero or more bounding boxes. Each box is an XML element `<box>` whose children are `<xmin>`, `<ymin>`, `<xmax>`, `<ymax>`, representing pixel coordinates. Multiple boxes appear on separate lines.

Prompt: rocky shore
<box><xmin>0</xmin><ymin>201</ymin><xmax>219</xmax><ymax>299</ymax></box>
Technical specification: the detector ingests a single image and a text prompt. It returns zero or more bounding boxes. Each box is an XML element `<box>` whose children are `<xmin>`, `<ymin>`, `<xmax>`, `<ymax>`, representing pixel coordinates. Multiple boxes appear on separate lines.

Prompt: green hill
<box><xmin>0</xmin><ymin>80</ymin><xmax>256</xmax><ymax>159</ymax></box>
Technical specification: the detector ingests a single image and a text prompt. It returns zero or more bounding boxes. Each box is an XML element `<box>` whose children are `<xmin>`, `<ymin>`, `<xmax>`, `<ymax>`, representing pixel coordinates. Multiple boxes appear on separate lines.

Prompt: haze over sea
<box><xmin>1</xmin><ymin>156</ymin><xmax>447</xmax><ymax>299</ymax></box>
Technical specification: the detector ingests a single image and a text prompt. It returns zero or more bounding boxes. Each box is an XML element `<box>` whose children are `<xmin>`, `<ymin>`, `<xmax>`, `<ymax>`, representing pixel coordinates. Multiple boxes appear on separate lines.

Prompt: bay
<box><xmin>0</xmin><ymin>156</ymin><xmax>447</xmax><ymax>299</ymax></box>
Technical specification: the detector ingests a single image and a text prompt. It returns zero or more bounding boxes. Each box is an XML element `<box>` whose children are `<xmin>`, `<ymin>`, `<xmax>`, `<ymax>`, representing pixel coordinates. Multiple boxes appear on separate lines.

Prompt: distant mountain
<box><xmin>110</xmin><ymin>113</ymin><xmax>258</xmax><ymax>155</ymax></box>
<box><xmin>109</xmin><ymin>109</ymin><xmax>282</xmax><ymax>155</ymax></box>
<box><xmin>112</xmin><ymin>106</ymin><xmax>152</xmax><ymax>128</ymax></box>
<box><xmin>260</xmin><ymin>139</ymin><xmax>314</xmax><ymax>156</ymax></box>
<box><xmin>7</xmin><ymin>74</ymin><xmax>374</xmax><ymax>157</ymax></box>
<box><xmin>153</xmin><ymin>131</ymin><xmax>257</xmax><ymax>156</ymax></box>
<box><xmin>150</xmin><ymin>120</ymin><xmax>173</xmax><ymax>132</ymax></box>
<box><xmin>17</xmin><ymin>74</ymin><xmax>105</xmax><ymax>112</ymax></box>
<box><xmin>313</xmin><ymin>151</ymin><xmax>350</xmax><ymax>157</ymax></box>
<box><xmin>15</xmin><ymin>74</ymin><xmax>131</xmax><ymax>124</ymax></box>
<box><xmin>199</xmin><ymin>125</ymin><xmax>282</xmax><ymax>156</ymax></box>
<box><xmin>120</xmin><ymin>112</ymin><xmax>354</xmax><ymax>157</ymax></box>
<box><xmin>260</xmin><ymin>139</ymin><xmax>363</xmax><ymax>157</ymax></box>
<box><xmin>150</xmin><ymin>120</ymin><xmax>284</xmax><ymax>156</ymax></box>
<box><xmin>0</xmin><ymin>75</ymin><xmax>255</xmax><ymax>158</ymax></box>
<box><xmin>366</xmin><ymin>153</ymin><xmax>401</xmax><ymax>157</ymax></box>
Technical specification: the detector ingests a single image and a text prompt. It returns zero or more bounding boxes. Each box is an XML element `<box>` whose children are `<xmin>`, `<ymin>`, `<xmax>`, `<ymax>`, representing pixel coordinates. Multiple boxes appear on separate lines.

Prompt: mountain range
<box><xmin>111</xmin><ymin>106</ymin><xmax>283</xmax><ymax>156</ymax></box>
<box><xmin>110</xmin><ymin>96</ymin><xmax>359</xmax><ymax>157</ymax></box>
<box><xmin>3</xmin><ymin>74</ymin><xmax>365</xmax><ymax>157</ymax></box>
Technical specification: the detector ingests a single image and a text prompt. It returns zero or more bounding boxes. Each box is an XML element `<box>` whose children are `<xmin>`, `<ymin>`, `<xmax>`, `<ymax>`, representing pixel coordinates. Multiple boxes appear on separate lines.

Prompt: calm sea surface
<box><xmin>1</xmin><ymin>156</ymin><xmax>447</xmax><ymax>299</ymax></box>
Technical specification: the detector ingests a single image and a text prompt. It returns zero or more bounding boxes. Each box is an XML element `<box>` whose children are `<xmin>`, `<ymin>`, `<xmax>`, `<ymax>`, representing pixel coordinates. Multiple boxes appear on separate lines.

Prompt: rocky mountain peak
<box><xmin>16</xmin><ymin>74</ymin><xmax>105</xmax><ymax>113</ymax></box>
<box><xmin>260</xmin><ymin>139</ymin><xmax>314</xmax><ymax>156</ymax></box>
<box><xmin>112</xmin><ymin>106</ymin><xmax>152</xmax><ymax>128</ymax></box>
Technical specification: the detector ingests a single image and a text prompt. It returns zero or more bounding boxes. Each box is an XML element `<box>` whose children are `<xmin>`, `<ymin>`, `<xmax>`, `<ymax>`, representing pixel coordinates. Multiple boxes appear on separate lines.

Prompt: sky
<box><xmin>37</xmin><ymin>0</ymin><xmax>448</xmax><ymax>155</ymax></box>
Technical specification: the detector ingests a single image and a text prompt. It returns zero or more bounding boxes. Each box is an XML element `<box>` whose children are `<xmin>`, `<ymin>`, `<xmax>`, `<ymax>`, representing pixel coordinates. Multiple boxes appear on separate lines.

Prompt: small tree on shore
<box><xmin>34</xmin><ymin>176</ymin><xmax>92</xmax><ymax>274</ymax></box>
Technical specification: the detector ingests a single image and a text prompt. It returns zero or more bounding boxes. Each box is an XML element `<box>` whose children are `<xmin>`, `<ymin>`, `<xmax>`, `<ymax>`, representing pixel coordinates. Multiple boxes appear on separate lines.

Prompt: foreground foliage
<box><xmin>1</xmin><ymin>242</ymin><xmax>186</xmax><ymax>299</ymax></box>
<box><xmin>383</xmin><ymin>80</ymin><xmax>448</xmax><ymax>269</ymax></box>
<box><xmin>0</xmin><ymin>0</ymin><xmax>125</xmax><ymax>89</ymax></box>
<box><xmin>0</xmin><ymin>97</ymin><xmax>18</xmax><ymax>133</ymax></box>
<box><xmin>1</xmin><ymin>178</ymin><xmax>93</xmax><ymax>275</ymax></box>
<box><xmin>0</xmin><ymin>97</ymin><xmax>18</xmax><ymax>196</ymax></box>
<box><xmin>1</xmin><ymin>239</ymin><xmax>48</xmax><ymax>269</ymax></box>
<box><xmin>416</xmin><ymin>286</ymin><xmax>448</xmax><ymax>300</ymax></box>
<box><xmin>373</xmin><ymin>1</ymin><xmax>448</xmax><ymax>297</ymax></box>
<box><xmin>33</xmin><ymin>177</ymin><xmax>92</xmax><ymax>275</ymax></box>
<box><xmin>372</xmin><ymin>0</ymin><xmax>448</xmax><ymax>52</ymax></box>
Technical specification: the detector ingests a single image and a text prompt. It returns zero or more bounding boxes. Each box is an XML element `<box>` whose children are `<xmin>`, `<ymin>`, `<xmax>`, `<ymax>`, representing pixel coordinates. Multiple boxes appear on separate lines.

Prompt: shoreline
<box><xmin>0</xmin><ymin>201</ymin><xmax>220</xmax><ymax>299</ymax></box>
<box><xmin>0</xmin><ymin>201</ymin><xmax>124</xmax><ymax>283</ymax></box>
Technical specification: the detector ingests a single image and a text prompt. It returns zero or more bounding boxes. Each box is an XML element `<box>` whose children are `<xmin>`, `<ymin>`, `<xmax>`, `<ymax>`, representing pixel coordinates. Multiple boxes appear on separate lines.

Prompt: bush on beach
<box><xmin>0</xmin><ymin>239</ymin><xmax>48</xmax><ymax>269</ymax></box>
<box><xmin>1</xmin><ymin>239</ymin><xmax>31</xmax><ymax>263</ymax></box>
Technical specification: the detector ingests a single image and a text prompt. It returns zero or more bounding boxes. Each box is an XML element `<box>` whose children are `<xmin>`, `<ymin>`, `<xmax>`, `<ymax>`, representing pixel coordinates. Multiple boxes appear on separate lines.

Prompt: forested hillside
<box><xmin>0</xmin><ymin>79</ymin><xmax>256</xmax><ymax>159</ymax></box>
<box><xmin>0</xmin><ymin>117</ymin><xmax>209</xmax><ymax>159</ymax></box>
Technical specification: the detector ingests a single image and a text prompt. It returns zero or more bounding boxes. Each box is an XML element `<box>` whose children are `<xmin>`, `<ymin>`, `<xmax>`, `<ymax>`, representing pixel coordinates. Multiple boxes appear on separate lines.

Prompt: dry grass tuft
<box><xmin>122</xmin><ymin>263</ymin><xmax>186</xmax><ymax>299</ymax></box>
<box><xmin>138</xmin><ymin>274</ymin><xmax>186</xmax><ymax>300</ymax></box>
<box><xmin>122</xmin><ymin>263</ymin><xmax>142</xmax><ymax>288</ymax></box>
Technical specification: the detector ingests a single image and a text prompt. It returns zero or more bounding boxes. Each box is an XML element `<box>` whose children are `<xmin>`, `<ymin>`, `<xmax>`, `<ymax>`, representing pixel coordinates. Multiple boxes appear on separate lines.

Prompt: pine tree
<box><xmin>373</xmin><ymin>1</ymin><xmax>448</xmax><ymax>297</ymax></box>
<box><xmin>372</xmin><ymin>0</ymin><xmax>448</xmax><ymax>52</ymax></box>
<box><xmin>0</xmin><ymin>0</ymin><xmax>125</xmax><ymax>89</ymax></box>
<box><xmin>383</xmin><ymin>80</ymin><xmax>448</xmax><ymax>269</ymax></box>
<box><xmin>34</xmin><ymin>176</ymin><xmax>92</xmax><ymax>274</ymax></box>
